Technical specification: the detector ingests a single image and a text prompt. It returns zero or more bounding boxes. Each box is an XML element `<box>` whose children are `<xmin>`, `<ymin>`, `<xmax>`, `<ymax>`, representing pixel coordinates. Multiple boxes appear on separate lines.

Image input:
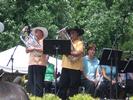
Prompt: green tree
<box><xmin>1</xmin><ymin>0</ymin><xmax>133</xmax><ymax>56</ymax></box>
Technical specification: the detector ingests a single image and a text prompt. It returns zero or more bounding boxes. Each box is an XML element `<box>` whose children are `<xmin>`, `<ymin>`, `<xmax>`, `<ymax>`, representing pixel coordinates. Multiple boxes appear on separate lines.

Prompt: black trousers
<box><xmin>44</xmin><ymin>81</ymin><xmax>53</xmax><ymax>93</ymax></box>
<box><xmin>58</xmin><ymin>68</ymin><xmax>81</xmax><ymax>100</ymax></box>
<box><xmin>98</xmin><ymin>81</ymin><xmax>120</xmax><ymax>99</ymax></box>
<box><xmin>81</xmin><ymin>79</ymin><xmax>95</xmax><ymax>96</ymax></box>
<box><xmin>27</xmin><ymin>65</ymin><xmax>46</xmax><ymax>97</ymax></box>
<box><xmin>126</xmin><ymin>79</ymin><xmax>133</xmax><ymax>94</ymax></box>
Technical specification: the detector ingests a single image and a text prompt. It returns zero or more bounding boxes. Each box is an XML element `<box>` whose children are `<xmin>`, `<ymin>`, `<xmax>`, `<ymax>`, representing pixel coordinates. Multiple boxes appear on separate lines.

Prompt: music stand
<box><xmin>43</xmin><ymin>39</ymin><xmax>71</xmax><ymax>94</ymax></box>
<box><xmin>100</xmin><ymin>48</ymin><xmax>123</xmax><ymax>99</ymax></box>
<box><xmin>118</xmin><ymin>60</ymin><xmax>133</xmax><ymax>73</ymax></box>
<box><xmin>100</xmin><ymin>48</ymin><xmax>123</xmax><ymax>66</ymax></box>
<box><xmin>43</xmin><ymin>40</ymin><xmax>71</xmax><ymax>55</ymax></box>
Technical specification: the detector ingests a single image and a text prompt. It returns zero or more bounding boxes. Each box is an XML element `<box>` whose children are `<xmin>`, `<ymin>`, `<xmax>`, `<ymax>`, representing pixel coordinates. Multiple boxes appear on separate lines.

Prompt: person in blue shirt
<box><xmin>102</xmin><ymin>65</ymin><xmax>116</xmax><ymax>83</ymax></box>
<box><xmin>82</xmin><ymin>43</ymin><xmax>100</xmax><ymax>96</ymax></box>
<box><xmin>99</xmin><ymin>65</ymin><xmax>117</xmax><ymax>99</ymax></box>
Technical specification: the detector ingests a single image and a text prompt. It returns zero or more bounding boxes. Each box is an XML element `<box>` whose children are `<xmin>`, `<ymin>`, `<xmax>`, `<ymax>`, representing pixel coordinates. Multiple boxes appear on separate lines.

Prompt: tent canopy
<box><xmin>0</xmin><ymin>45</ymin><xmax>62</xmax><ymax>74</ymax></box>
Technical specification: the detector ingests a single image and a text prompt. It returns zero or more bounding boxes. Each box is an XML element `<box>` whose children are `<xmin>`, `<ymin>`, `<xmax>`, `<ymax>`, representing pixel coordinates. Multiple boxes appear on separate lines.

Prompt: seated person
<box><xmin>0</xmin><ymin>81</ymin><xmax>29</xmax><ymax>100</ymax></box>
<box><xmin>44</xmin><ymin>55</ymin><xmax>55</xmax><ymax>93</ymax></box>
<box><xmin>99</xmin><ymin>65</ymin><xmax>117</xmax><ymax>99</ymax></box>
<box><xmin>119</xmin><ymin>73</ymin><xmax>133</xmax><ymax>95</ymax></box>
<box><xmin>126</xmin><ymin>73</ymin><xmax>133</xmax><ymax>95</ymax></box>
<box><xmin>82</xmin><ymin>43</ymin><xmax>100</xmax><ymax>96</ymax></box>
<box><xmin>102</xmin><ymin>65</ymin><xmax>116</xmax><ymax>83</ymax></box>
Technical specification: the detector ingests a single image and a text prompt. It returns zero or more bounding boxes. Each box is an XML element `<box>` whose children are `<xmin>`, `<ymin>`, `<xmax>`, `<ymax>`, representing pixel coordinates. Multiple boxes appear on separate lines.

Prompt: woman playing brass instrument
<box><xmin>25</xmin><ymin>27</ymin><xmax>48</xmax><ymax>97</ymax></box>
<box><xmin>58</xmin><ymin>26</ymin><xmax>84</xmax><ymax>100</ymax></box>
<box><xmin>57</xmin><ymin>26</ymin><xmax>82</xmax><ymax>62</ymax></box>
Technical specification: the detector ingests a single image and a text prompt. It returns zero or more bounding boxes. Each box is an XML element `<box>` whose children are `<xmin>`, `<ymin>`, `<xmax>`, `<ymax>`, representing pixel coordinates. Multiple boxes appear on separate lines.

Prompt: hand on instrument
<box><xmin>112</xmin><ymin>80</ymin><xmax>116</xmax><ymax>84</ymax></box>
<box><xmin>26</xmin><ymin>47</ymin><xmax>35</xmax><ymax>53</ymax></box>
<box><xmin>22</xmin><ymin>26</ymin><xmax>28</xmax><ymax>33</ymax></box>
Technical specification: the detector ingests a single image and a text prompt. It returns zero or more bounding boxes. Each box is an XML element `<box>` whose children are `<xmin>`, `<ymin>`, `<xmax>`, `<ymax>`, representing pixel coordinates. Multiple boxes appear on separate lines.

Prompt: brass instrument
<box><xmin>20</xmin><ymin>26</ymin><xmax>42</xmax><ymax>57</ymax></box>
<box><xmin>57</xmin><ymin>26</ymin><xmax>80</xmax><ymax>62</ymax></box>
<box><xmin>20</xmin><ymin>26</ymin><xmax>41</xmax><ymax>48</ymax></box>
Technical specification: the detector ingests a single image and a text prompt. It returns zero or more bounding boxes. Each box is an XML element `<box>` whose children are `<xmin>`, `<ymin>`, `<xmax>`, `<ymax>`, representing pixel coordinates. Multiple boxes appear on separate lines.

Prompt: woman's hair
<box><xmin>0</xmin><ymin>81</ymin><xmax>29</xmax><ymax>100</ymax></box>
<box><xmin>87</xmin><ymin>43</ymin><xmax>96</xmax><ymax>51</ymax></box>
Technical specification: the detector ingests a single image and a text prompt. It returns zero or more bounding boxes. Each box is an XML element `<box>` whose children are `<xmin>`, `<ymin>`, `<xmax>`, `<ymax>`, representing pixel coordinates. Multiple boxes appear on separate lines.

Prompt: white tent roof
<box><xmin>0</xmin><ymin>45</ymin><xmax>62</xmax><ymax>74</ymax></box>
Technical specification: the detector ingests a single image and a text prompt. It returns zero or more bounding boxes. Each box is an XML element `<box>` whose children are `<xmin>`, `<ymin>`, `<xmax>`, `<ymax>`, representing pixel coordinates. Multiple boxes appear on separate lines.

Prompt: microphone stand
<box><xmin>107</xmin><ymin>34</ymin><xmax>122</xmax><ymax>99</ymax></box>
<box><xmin>6</xmin><ymin>45</ymin><xmax>19</xmax><ymax>73</ymax></box>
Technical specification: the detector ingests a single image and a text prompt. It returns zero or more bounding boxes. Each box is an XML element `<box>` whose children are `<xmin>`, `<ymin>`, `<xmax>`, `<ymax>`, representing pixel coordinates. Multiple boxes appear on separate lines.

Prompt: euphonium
<box><xmin>20</xmin><ymin>26</ymin><xmax>41</xmax><ymax>48</ymax></box>
<box><xmin>57</xmin><ymin>26</ymin><xmax>80</xmax><ymax>62</ymax></box>
<box><xmin>19</xmin><ymin>26</ymin><xmax>42</xmax><ymax>57</ymax></box>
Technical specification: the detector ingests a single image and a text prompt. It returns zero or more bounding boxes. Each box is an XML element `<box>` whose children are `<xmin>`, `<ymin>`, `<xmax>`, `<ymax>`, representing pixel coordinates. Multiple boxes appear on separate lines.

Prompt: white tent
<box><xmin>0</xmin><ymin>45</ymin><xmax>62</xmax><ymax>74</ymax></box>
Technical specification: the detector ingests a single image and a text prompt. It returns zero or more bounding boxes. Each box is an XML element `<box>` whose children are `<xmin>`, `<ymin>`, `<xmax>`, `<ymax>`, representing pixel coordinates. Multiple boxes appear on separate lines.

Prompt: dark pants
<box><xmin>28</xmin><ymin>65</ymin><xmax>46</xmax><ymax>97</ymax></box>
<box><xmin>58</xmin><ymin>68</ymin><xmax>81</xmax><ymax>100</ymax></box>
<box><xmin>97</xmin><ymin>81</ymin><xmax>110</xmax><ymax>98</ymax></box>
<box><xmin>126</xmin><ymin>79</ymin><xmax>133</xmax><ymax>94</ymax></box>
<box><xmin>44</xmin><ymin>81</ymin><xmax>53</xmax><ymax>93</ymax></box>
<box><xmin>81</xmin><ymin>79</ymin><xmax>95</xmax><ymax>95</ymax></box>
<box><xmin>98</xmin><ymin>81</ymin><xmax>119</xmax><ymax>99</ymax></box>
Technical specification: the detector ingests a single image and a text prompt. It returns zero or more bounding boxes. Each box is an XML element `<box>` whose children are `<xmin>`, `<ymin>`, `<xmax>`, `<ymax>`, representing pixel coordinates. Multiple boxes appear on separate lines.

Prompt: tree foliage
<box><xmin>0</xmin><ymin>0</ymin><xmax>133</xmax><ymax>58</ymax></box>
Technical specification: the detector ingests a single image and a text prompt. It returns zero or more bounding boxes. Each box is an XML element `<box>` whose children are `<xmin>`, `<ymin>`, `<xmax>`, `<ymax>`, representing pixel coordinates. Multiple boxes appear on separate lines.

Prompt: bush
<box><xmin>29</xmin><ymin>93</ymin><xmax>99</xmax><ymax>100</ymax></box>
<box><xmin>43</xmin><ymin>94</ymin><xmax>61</xmax><ymax>100</ymax></box>
<box><xmin>69</xmin><ymin>93</ymin><xmax>99</xmax><ymax>100</ymax></box>
<box><xmin>130</xmin><ymin>96</ymin><xmax>133</xmax><ymax>100</ymax></box>
<box><xmin>30</xmin><ymin>96</ymin><xmax>42</xmax><ymax>100</ymax></box>
<box><xmin>30</xmin><ymin>93</ymin><xmax>61</xmax><ymax>100</ymax></box>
